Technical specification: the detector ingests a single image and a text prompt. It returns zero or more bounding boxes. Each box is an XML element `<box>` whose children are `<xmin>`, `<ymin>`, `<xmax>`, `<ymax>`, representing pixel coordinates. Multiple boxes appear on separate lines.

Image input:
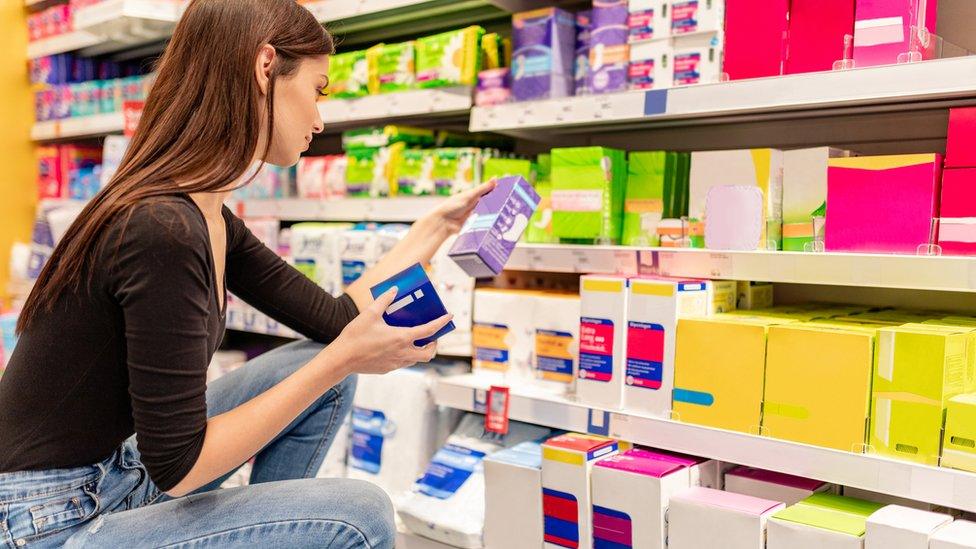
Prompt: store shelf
<box><xmin>318</xmin><ymin>86</ymin><xmax>473</xmax><ymax>129</ymax></box>
<box><xmin>469</xmin><ymin>56</ymin><xmax>976</xmax><ymax>135</ymax></box>
<box><xmin>228</xmin><ymin>196</ymin><xmax>446</xmax><ymax>223</ymax></box>
<box><xmin>226</xmin><ymin>305</ymin><xmax>299</xmax><ymax>339</ymax></box>
<box><xmin>31</xmin><ymin>111</ymin><xmax>125</xmax><ymax>142</ymax></box>
<box><xmin>26</xmin><ymin>0</ymin><xmax>181</xmax><ymax>59</ymax></box>
<box><xmin>435</xmin><ymin>373</ymin><xmax>976</xmax><ymax>513</ymax></box>
<box><xmin>507</xmin><ymin>244</ymin><xmax>976</xmax><ymax>292</ymax></box>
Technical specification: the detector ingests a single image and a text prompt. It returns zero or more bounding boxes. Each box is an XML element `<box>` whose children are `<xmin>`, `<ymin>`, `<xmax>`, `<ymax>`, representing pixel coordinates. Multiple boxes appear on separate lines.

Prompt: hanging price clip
<box><xmin>484</xmin><ymin>385</ymin><xmax>511</xmax><ymax>435</ymax></box>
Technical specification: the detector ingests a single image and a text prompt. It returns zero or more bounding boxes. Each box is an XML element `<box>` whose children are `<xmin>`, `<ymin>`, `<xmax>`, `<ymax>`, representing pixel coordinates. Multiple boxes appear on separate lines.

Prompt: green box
<box><xmin>771</xmin><ymin>493</ymin><xmax>884</xmax><ymax>542</ymax></box>
<box><xmin>942</xmin><ymin>393</ymin><xmax>976</xmax><ymax>472</ymax></box>
<box><xmin>870</xmin><ymin>323</ymin><xmax>976</xmax><ymax>465</ymax></box>
<box><xmin>525</xmin><ymin>154</ymin><xmax>557</xmax><ymax>244</ymax></box>
<box><xmin>431</xmin><ymin>148</ymin><xmax>482</xmax><ymax>196</ymax></box>
<box><xmin>367</xmin><ymin>42</ymin><xmax>415</xmax><ymax>94</ymax></box>
<box><xmin>623</xmin><ymin>151</ymin><xmax>670</xmax><ymax>246</ymax></box>
<box><xmin>415</xmin><ymin>26</ymin><xmax>484</xmax><ymax>88</ymax></box>
<box><xmin>483</xmin><ymin>158</ymin><xmax>534</xmax><ymax>182</ymax></box>
<box><xmin>551</xmin><ymin>147</ymin><xmax>627</xmax><ymax>242</ymax></box>
<box><xmin>396</xmin><ymin>149</ymin><xmax>434</xmax><ymax>196</ymax></box>
<box><xmin>345</xmin><ymin>148</ymin><xmax>376</xmax><ymax>197</ymax></box>
<box><xmin>342</xmin><ymin>126</ymin><xmax>434</xmax><ymax>151</ymax></box>
<box><xmin>328</xmin><ymin>50</ymin><xmax>369</xmax><ymax>98</ymax></box>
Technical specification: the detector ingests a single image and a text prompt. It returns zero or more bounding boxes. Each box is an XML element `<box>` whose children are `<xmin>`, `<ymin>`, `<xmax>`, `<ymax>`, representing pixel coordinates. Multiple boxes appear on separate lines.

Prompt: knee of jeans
<box><xmin>346</xmin><ymin>480</ymin><xmax>395</xmax><ymax>548</ymax></box>
<box><xmin>335</xmin><ymin>373</ymin><xmax>357</xmax><ymax>405</ymax></box>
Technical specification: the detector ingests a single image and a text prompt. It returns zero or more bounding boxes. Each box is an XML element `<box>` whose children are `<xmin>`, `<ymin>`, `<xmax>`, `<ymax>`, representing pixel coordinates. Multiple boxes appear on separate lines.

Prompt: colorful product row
<box><xmin>34</xmin><ymin>74</ymin><xmax>153</xmax><ymax>123</ymax></box>
<box><xmin>36</xmin><ymin>143</ymin><xmax>103</xmax><ymax>201</ymax></box>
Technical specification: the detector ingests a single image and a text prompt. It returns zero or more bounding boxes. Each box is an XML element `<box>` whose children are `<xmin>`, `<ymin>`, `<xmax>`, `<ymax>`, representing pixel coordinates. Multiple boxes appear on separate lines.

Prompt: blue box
<box><xmin>370</xmin><ymin>263</ymin><xmax>455</xmax><ymax>346</ymax></box>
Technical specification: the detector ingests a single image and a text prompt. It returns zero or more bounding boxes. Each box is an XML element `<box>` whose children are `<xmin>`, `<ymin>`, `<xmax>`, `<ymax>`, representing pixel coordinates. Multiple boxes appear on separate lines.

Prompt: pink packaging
<box><xmin>784</xmin><ymin>0</ymin><xmax>856</xmax><ymax>74</ymax></box>
<box><xmin>939</xmin><ymin>219</ymin><xmax>976</xmax><ymax>256</ymax></box>
<box><xmin>946</xmin><ymin>107</ymin><xmax>976</xmax><ymax>169</ymax></box>
<box><xmin>723</xmin><ymin>0</ymin><xmax>790</xmax><ymax>80</ymax></box>
<box><xmin>940</xmin><ymin>169</ymin><xmax>976</xmax><ymax>219</ymax></box>
<box><xmin>825</xmin><ymin>154</ymin><xmax>942</xmax><ymax>254</ymax></box>
<box><xmin>853</xmin><ymin>0</ymin><xmax>939</xmax><ymax>68</ymax></box>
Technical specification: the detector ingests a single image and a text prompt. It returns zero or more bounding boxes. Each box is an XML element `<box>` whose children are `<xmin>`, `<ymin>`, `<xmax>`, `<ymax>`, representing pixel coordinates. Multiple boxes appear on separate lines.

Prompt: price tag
<box><xmin>484</xmin><ymin>385</ymin><xmax>511</xmax><ymax>435</ymax></box>
<box><xmin>123</xmin><ymin>101</ymin><xmax>145</xmax><ymax>137</ymax></box>
<box><xmin>587</xmin><ymin>408</ymin><xmax>611</xmax><ymax>436</ymax></box>
<box><xmin>473</xmin><ymin>388</ymin><xmax>488</xmax><ymax>414</ymax></box>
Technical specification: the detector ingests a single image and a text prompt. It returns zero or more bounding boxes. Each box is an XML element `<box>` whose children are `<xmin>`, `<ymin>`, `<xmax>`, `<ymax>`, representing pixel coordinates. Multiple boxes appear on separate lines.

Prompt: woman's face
<box><xmin>265</xmin><ymin>54</ymin><xmax>330</xmax><ymax>167</ymax></box>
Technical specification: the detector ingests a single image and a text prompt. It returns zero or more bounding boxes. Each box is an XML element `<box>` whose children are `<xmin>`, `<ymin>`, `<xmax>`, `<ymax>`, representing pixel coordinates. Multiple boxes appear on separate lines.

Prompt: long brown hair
<box><xmin>17</xmin><ymin>0</ymin><xmax>334</xmax><ymax>334</ymax></box>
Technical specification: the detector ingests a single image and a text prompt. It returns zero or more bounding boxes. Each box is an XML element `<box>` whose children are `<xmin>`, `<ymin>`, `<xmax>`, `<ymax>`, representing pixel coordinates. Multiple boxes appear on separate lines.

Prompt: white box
<box><xmin>628</xmin><ymin>38</ymin><xmax>674</xmax><ymax>90</ymax></box>
<box><xmin>338</xmin><ymin>229</ymin><xmax>380</xmax><ymax>288</ymax></box>
<box><xmin>532</xmin><ymin>292</ymin><xmax>582</xmax><ymax>393</ymax></box>
<box><xmin>628</xmin><ymin>0</ymin><xmax>670</xmax><ymax>42</ymax></box>
<box><xmin>669</xmin><ymin>487</ymin><xmax>785</xmax><ymax>549</ymax></box>
<box><xmin>865</xmin><ymin>505</ymin><xmax>954</xmax><ymax>549</ymax></box>
<box><xmin>591</xmin><ymin>448</ymin><xmax>692</xmax><ymax>548</ymax></box>
<box><xmin>541</xmin><ymin>433</ymin><xmax>619</xmax><ymax>549</ymax></box>
<box><xmin>670</xmin><ymin>0</ymin><xmax>725</xmax><ymax>36</ymax></box>
<box><xmin>484</xmin><ymin>440</ymin><xmax>545</xmax><ymax>549</ymax></box>
<box><xmin>709</xmin><ymin>280</ymin><xmax>738</xmax><ymax>314</ymax></box>
<box><xmin>724</xmin><ymin>466</ymin><xmax>828</xmax><ymax>506</ymax></box>
<box><xmin>769</xmin><ymin>519</ymin><xmax>865</xmax><ymax>549</ymax></box>
<box><xmin>931</xmin><ymin>520</ymin><xmax>976</xmax><ymax>549</ymax></box>
<box><xmin>290</xmin><ymin>222</ymin><xmax>352</xmax><ymax>296</ymax></box>
<box><xmin>473</xmin><ymin>289</ymin><xmax>537</xmax><ymax>380</ymax></box>
<box><xmin>578</xmin><ymin>276</ymin><xmax>630</xmax><ymax>410</ymax></box>
<box><xmin>623</xmin><ymin>277</ymin><xmax>709</xmax><ymax>417</ymax></box>
<box><xmin>672</xmin><ymin>31</ymin><xmax>724</xmax><ymax>86</ymax></box>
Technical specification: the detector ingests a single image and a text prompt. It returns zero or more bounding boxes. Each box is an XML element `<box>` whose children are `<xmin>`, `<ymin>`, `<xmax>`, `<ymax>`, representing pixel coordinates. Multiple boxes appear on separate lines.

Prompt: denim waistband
<box><xmin>0</xmin><ymin>446</ymin><xmax>122</xmax><ymax>504</ymax></box>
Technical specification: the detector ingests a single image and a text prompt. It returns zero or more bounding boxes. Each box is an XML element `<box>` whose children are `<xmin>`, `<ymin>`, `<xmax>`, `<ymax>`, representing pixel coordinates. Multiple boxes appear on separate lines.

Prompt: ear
<box><xmin>255</xmin><ymin>44</ymin><xmax>277</xmax><ymax>96</ymax></box>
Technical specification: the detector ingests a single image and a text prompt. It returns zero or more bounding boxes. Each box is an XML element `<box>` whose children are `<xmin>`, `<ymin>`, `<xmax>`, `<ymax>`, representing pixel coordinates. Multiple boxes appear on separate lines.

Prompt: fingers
<box><xmin>470</xmin><ymin>179</ymin><xmax>497</xmax><ymax>200</ymax></box>
<box><xmin>407</xmin><ymin>312</ymin><xmax>454</xmax><ymax>341</ymax></box>
<box><xmin>368</xmin><ymin>286</ymin><xmax>399</xmax><ymax>316</ymax></box>
<box><xmin>409</xmin><ymin>341</ymin><xmax>438</xmax><ymax>363</ymax></box>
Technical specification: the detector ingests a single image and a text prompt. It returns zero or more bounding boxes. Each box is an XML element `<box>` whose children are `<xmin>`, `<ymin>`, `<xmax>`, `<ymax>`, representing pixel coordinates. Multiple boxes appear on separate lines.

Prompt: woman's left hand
<box><xmin>428</xmin><ymin>179</ymin><xmax>498</xmax><ymax>235</ymax></box>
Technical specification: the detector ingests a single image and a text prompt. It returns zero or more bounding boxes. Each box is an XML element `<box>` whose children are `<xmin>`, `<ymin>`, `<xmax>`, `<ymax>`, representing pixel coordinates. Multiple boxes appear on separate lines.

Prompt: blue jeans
<box><xmin>0</xmin><ymin>340</ymin><xmax>394</xmax><ymax>548</ymax></box>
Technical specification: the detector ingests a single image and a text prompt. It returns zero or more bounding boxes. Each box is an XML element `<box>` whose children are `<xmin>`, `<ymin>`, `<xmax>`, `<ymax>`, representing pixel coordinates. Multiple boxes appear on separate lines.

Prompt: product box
<box><xmin>946</xmin><ymin>107</ymin><xmax>976</xmax><ymax>169</ymax></box>
<box><xmin>511</xmin><ymin>7</ymin><xmax>576</xmax><ymax>101</ymax></box>
<box><xmin>689</xmin><ymin>148</ymin><xmax>784</xmax><ymax>249</ymax></box>
<box><xmin>628</xmin><ymin>0</ymin><xmax>669</xmax><ymax>42</ymax></box>
<box><xmin>526</xmin><ymin>154</ymin><xmax>558</xmax><ymax>244</ymax></box>
<box><xmin>670</xmin><ymin>0</ymin><xmax>725</xmax><ymax>35</ymax></box>
<box><xmin>476</xmin><ymin>67</ymin><xmax>511</xmax><ymax>106</ymax></box>
<box><xmin>431</xmin><ymin>147</ymin><xmax>483</xmax><ymax>196</ymax></box>
<box><xmin>472</xmin><ymin>288</ymin><xmax>536</xmax><ymax>380</ymax></box>
<box><xmin>541</xmin><ymin>433</ymin><xmax>619</xmax><ymax>549</ymax></box>
<box><xmin>871</xmin><ymin>324</ymin><xmax>976</xmax><ymax>465</ymax></box>
<box><xmin>533</xmin><ymin>292</ymin><xmax>582</xmax><ymax>390</ymax></box>
<box><xmin>551</xmin><ymin>147</ymin><xmax>628</xmax><ymax>242</ymax></box>
<box><xmin>628</xmin><ymin>38</ymin><xmax>673</xmax><ymax>91</ymax></box>
<box><xmin>673</xmin><ymin>315</ymin><xmax>791</xmax><ymax>433</ymax></box>
<box><xmin>623</xmin><ymin>277</ymin><xmax>709</xmax><ymax>417</ymax></box>
<box><xmin>710</xmin><ymin>280</ymin><xmax>738</xmax><ymax>313</ymax></box>
<box><xmin>449</xmin><ymin>175</ymin><xmax>540</xmax><ymax>278</ymax></box>
<box><xmin>578</xmin><ymin>276</ymin><xmax>630</xmax><ymax>410</ymax></box>
<box><xmin>724</xmin><ymin>0</ymin><xmax>790</xmax><ymax>80</ymax></box>
<box><xmin>290</xmin><ymin>222</ymin><xmax>352</xmax><ymax>296</ymax></box>
<box><xmin>338</xmin><ymin>229</ymin><xmax>379</xmax><ymax>288</ymax></box>
<box><xmin>843</xmin><ymin>487</ymin><xmax>955</xmax><ymax>513</ymax></box>
<box><xmin>589</xmin><ymin>0</ymin><xmax>630</xmax><ymax>94</ymax></box>
<box><xmin>484</xmin><ymin>440</ymin><xmax>545</xmax><ymax>549</ymax></box>
<box><xmin>370</xmin><ymin>263</ymin><xmax>456</xmax><ymax>346</ymax></box>
<box><xmin>416</xmin><ymin>26</ymin><xmax>485</xmax><ymax>88</ymax></box>
<box><xmin>575</xmin><ymin>10</ymin><xmax>592</xmax><ymax>95</ymax></box>
<box><xmin>940</xmin><ymin>169</ymin><xmax>976</xmax><ymax>218</ymax></box>
<box><xmin>736</xmin><ymin>281</ymin><xmax>774</xmax><ymax>310</ymax></box>
<box><xmin>367</xmin><ymin>41</ymin><xmax>416</xmax><ymax>94</ymax></box>
<box><xmin>864</xmin><ymin>505</ymin><xmax>954</xmax><ymax>549</ymax></box>
<box><xmin>591</xmin><ymin>448</ymin><xmax>692</xmax><ymax>548</ymax></box>
<box><xmin>942</xmin><ymin>393</ymin><xmax>976</xmax><ymax>472</ymax></box>
<box><xmin>782</xmin><ymin>147</ymin><xmax>847</xmax><ymax>251</ymax></box>
<box><xmin>669</xmin><ymin>487</ymin><xmax>785</xmax><ymax>549</ymax></box>
<box><xmin>725</xmin><ymin>466</ymin><xmax>828</xmax><ymax>506</ymax></box>
<box><xmin>764</xmin><ymin>323</ymin><xmax>876</xmax><ymax>451</ymax></box>
<box><xmin>672</xmin><ymin>31</ymin><xmax>724</xmax><ymax>86</ymax></box>
<box><xmin>853</xmin><ymin>0</ymin><xmax>939</xmax><ymax>68</ymax></box>
<box><xmin>623</xmin><ymin>151</ymin><xmax>671</xmax><ymax>245</ymax></box>
<box><xmin>931</xmin><ymin>520</ymin><xmax>976</xmax><ymax>549</ymax></box>
<box><xmin>483</xmin><ymin>158</ymin><xmax>534</xmax><ymax>183</ymax></box>
<box><xmin>826</xmin><ymin>154</ymin><xmax>943</xmax><ymax>254</ymax></box>
<box><xmin>704</xmin><ymin>185</ymin><xmax>768</xmax><ymax>250</ymax></box>
<box><xmin>345</xmin><ymin>147</ymin><xmax>376</xmax><ymax>197</ymax></box>
<box><xmin>396</xmin><ymin>149</ymin><xmax>434</xmax><ymax>196</ymax></box>
<box><xmin>327</xmin><ymin>49</ymin><xmax>370</xmax><ymax>98</ymax></box>
<box><xmin>767</xmin><ymin>493</ymin><xmax>885</xmax><ymax>549</ymax></box>
<box><xmin>784</xmin><ymin>0</ymin><xmax>857</xmax><ymax>75</ymax></box>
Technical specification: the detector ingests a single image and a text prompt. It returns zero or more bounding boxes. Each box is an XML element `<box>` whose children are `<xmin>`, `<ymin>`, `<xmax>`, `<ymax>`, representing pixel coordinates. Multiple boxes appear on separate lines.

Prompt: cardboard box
<box><xmin>623</xmin><ymin>151</ymin><xmax>671</xmax><ymax>245</ymax></box>
<box><xmin>942</xmin><ymin>393</ymin><xmax>976</xmax><ymax>473</ymax></box>
<box><xmin>338</xmin><ymin>229</ymin><xmax>379</xmax><ymax>288</ymax></box>
<box><xmin>589</xmin><ymin>0</ymin><xmax>630</xmax><ymax>94</ymax></box>
<box><xmin>575</xmin><ymin>11</ymin><xmax>592</xmax><ymax>95</ymax></box>
<box><xmin>669</xmin><ymin>487</ymin><xmax>785</xmax><ymax>549</ymax></box>
<box><xmin>578</xmin><ymin>276</ymin><xmax>630</xmax><ymax>410</ymax></box>
<box><xmin>784</xmin><ymin>0</ymin><xmax>857</xmax><ymax>75</ymax></box>
<box><xmin>725</xmin><ymin>466</ymin><xmax>828</xmax><ymax>506</ymax></box>
<box><xmin>672</xmin><ymin>31</ymin><xmax>724</xmax><ymax>86</ymax></box>
<box><xmin>865</xmin><ymin>505</ymin><xmax>954</xmax><ymax>549</ymax></box>
<box><xmin>533</xmin><ymin>292</ymin><xmax>582</xmax><ymax>390</ymax></box>
<box><xmin>628</xmin><ymin>0</ymin><xmax>670</xmax><ymax>42</ymax></box>
<box><xmin>939</xmin><ymin>218</ymin><xmax>976</xmax><ymax>256</ymax></box>
<box><xmin>763</xmin><ymin>323</ymin><xmax>876</xmax><ymax>451</ymax></box>
<box><xmin>768</xmin><ymin>493</ymin><xmax>885</xmax><ymax>549</ymax></box>
<box><xmin>591</xmin><ymin>448</ymin><xmax>692</xmax><ymax>548</ymax></box>
<box><xmin>710</xmin><ymin>280</ymin><xmax>738</xmax><ymax>314</ymax></box>
<box><xmin>551</xmin><ymin>147</ymin><xmax>628</xmax><ymax>242</ymax></box>
<box><xmin>723</xmin><ymin>0</ymin><xmax>790</xmax><ymax>80</ymax></box>
<box><xmin>782</xmin><ymin>147</ymin><xmax>846</xmax><ymax>251</ymax></box>
<box><xmin>826</xmin><ymin>154</ymin><xmax>942</xmax><ymax>254</ymax></box>
<box><xmin>937</xmin><ymin>168</ymin><xmax>976</xmax><ymax>219</ymax></box>
<box><xmin>623</xmin><ymin>277</ymin><xmax>709</xmax><ymax>417</ymax></box>
<box><xmin>930</xmin><ymin>520</ymin><xmax>976</xmax><ymax>549</ymax></box>
<box><xmin>628</xmin><ymin>38</ymin><xmax>673</xmax><ymax>91</ymax></box>
<box><xmin>704</xmin><ymin>185</ymin><xmax>767</xmax><ymax>250</ymax></box>
<box><xmin>673</xmin><ymin>315</ymin><xmax>791</xmax><ymax>433</ymax></box>
<box><xmin>370</xmin><ymin>263</ymin><xmax>456</xmax><ymax>346</ymax></box>
<box><xmin>670</xmin><ymin>0</ymin><xmax>724</xmax><ymax>35</ymax></box>
<box><xmin>946</xmin><ymin>107</ymin><xmax>976</xmax><ymax>169</ymax></box>
<box><xmin>290</xmin><ymin>222</ymin><xmax>354</xmax><ymax>296</ymax></box>
<box><xmin>449</xmin><ymin>175</ymin><xmax>540</xmax><ymax>278</ymax></box>
<box><xmin>853</xmin><ymin>0</ymin><xmax>939</xmax><ymax>68</ymax></box>
<box><xmin>842</xmin><ymin>487</ymin><xmax>956</xmax><ymax>514</ymax></box>
<box><xmin>484</xmin><ymin>440</ymin><xmax>545</xmax><ymax>549</ymax></box>
<box><xmin>736</xmin><ymin>281</ymin><xmax>774</xmax><ymax>310</ymax></box>
<box><xmin>472</xmin><ymin>288</ymin><xmax>537</xmax><ymax>380</ymax></box>
<box><xmin>542</xmin><ymin>433</ymin><xmax>619</xmax><ymax>549</ymax></box>
<box><xmin>871</xmin><ymin>324</ymin><xmax>976</xmax><ymax>465</ymax></box>
<box><xmin>511</xmin><ymin>8</ymin><xmax>576</xmax><ymax>101</ymax></box>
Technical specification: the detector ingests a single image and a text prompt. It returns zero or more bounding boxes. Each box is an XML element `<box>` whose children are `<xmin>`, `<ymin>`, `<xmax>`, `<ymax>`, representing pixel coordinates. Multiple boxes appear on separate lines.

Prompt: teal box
<box><xmin>551</xmin><ymin>147</ymin><xmax>627</xmax><ymax>242</ymax></box>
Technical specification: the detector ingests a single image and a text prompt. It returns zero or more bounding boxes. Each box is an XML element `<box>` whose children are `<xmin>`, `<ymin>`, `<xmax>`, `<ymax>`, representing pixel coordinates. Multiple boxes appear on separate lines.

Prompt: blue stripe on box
<box><xmin>544</xmin><ymin>516</ymin><xmax>580</xmax><ymax>544</ymax></box>
<box><xmin>643</xmin><ymin>89</ymin><xmax>668</xmax><ymax>116</ymax></box>
<box><xmin>673</xmin><ymin>388</ymin><xmax>715</xmax><ymax>406</ymax></box>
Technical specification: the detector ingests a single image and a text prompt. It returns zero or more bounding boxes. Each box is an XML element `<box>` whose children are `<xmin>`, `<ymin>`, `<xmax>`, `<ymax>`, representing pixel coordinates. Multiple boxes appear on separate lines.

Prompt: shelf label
<box><xmin>484</xmin><ymin>385</ymin><xmax>511</xmax><ymax>435</ymax></box>
<box><xmin>473</xmin><ymin>388</ymin><xmax>488</xmax><ymax>414</ymax></box>
<box><xmin>643</xmin><ymin>89</ymin><xmax>668</xmax><ymax>116</ymax></box>
<box><xmin>587</xmin><ymin>409</ymin><xmax>611</xmax><ymax>436</ymax></box>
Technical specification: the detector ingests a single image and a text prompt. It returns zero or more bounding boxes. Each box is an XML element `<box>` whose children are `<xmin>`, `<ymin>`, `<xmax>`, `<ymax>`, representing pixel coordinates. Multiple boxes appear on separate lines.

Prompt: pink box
<box><xmin>784</xmin><ymin>0</ymin><xmax>856</xmax><ymax>75</ymax></box>
<box><xmin>946</xmin><ymin>107</ymin><xmax>976</xmax><ymax>169</ymax></box>
<box><xmin>723</xmin><ymin>0</ymin><xmax>790</xmax><ymax>80</ymax></box>
<box><xmin>825</xmin><ymin>154</ymin><xmax>942</xmax><ymax>254</ymax></box>
<box><xmin>669</xmin><ymin>487</ymin><xmax>785</xmax><ymax>549</ymax></box>
<box><xmin>940</xmin><ymin>168</ymin><xmax>976</xmax><ymax>218</ymax></box>
<box><xmin>853</xmin><ymin>0</ymin><xmax>938</xmax><ymax>68</ymax></box>
<box><xmin>939</xmin><ymin>219</ymin><xmax>976</xmax><ymax>256</ymax></box>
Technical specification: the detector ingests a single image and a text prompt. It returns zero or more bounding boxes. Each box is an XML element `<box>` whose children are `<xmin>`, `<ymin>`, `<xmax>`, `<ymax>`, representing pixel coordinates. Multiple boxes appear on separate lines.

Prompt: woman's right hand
<box><xmin>329</xmin><ymin>287</ymin><xmax>454</xmax><ymax>376</ymax></box>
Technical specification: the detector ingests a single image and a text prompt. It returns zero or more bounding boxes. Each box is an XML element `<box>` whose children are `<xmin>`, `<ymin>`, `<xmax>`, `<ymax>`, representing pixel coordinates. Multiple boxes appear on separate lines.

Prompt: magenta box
<box><xmin>784</xmin><ymin>0</ymin><xmax>856</xmax><ymax>75</ymax></box>
<box><xmin>853</xmin><ymin>0</ymin><xmax>938</xmax><ymax>68</ymax></box>
<box><xmin>723</xmin><ymin>0</ymin><xmax>790</xmax><ymax>80</ymax></box>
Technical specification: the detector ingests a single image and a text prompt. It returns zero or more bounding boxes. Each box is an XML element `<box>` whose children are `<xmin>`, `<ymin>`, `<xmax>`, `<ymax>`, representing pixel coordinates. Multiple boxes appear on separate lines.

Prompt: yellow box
<box><xmin>673</xmin><ymin>315</ymin><xmax>793</xmax><ymax>433</ymax></box>
<box><xmin>942</xmin><ymin>393</ymin><xmax>976</xmax><ymax>472</ymax></box>
<box><xmin>763</xmin><ymin>323</ymin><xmax>877</xmax><ymax>452</ymax></box>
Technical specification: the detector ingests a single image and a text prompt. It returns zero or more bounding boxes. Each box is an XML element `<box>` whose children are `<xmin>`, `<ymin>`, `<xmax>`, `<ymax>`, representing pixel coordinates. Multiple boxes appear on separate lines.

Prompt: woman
<box><xmin>0</xmin><ymin>1</ymin><xmax>491</xmax><ymax>547</ymax></box>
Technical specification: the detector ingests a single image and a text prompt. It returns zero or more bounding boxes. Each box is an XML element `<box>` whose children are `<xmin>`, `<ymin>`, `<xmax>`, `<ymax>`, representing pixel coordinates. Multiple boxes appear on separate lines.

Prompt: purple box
<box><xmin>512</xmin><ymin>7</ymin><xmax>576</xmax><ymax>102</ymax></box>
<box><xmin>449</xmin><ymin>176</ymin><xmax>541</xmax><ymax>278</ymax></box>
<box><xmin>575</xmin><ymin>10</ymin><xmax>592</xmax><ymax>95</ymax></box>
<box><xmin>589</xmin><ymin>0</ymin><xmax>630</xmax><ymax>94</ymax></box>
